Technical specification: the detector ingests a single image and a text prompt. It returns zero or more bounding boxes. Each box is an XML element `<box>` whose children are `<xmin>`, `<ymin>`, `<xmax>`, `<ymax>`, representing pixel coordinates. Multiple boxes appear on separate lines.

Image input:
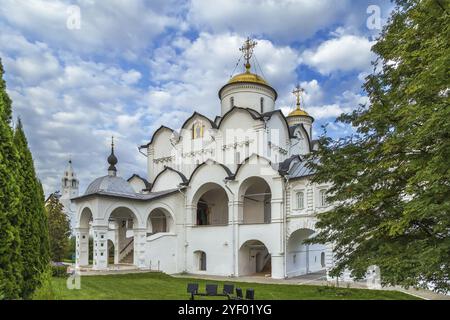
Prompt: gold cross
<box><xmin>292</xmin><ymin>84</ymin><xmax>305</xmax><ymax>108</ymax></box>
<box><xmin>240</xmin><ymin>37</ymin><xmax>257</xmax><ymax>70</ymax></box>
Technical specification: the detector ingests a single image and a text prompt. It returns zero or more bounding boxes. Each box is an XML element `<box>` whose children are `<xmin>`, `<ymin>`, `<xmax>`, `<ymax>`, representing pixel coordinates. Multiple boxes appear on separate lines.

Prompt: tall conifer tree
<box><xmin>14</xmin><ymin>119</ymin><xmax>50</xmax><ymax>299</ymax></box>
<box><xmin>0</xmin><ymin>60</ymin><xmax>23</xmax><ymax>299</ymax></box>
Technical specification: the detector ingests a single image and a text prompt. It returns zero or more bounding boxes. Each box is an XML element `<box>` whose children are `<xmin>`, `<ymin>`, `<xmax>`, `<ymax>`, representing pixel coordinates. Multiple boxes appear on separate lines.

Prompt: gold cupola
<box><xmin>287</xmin><ymin>84</ymin><xmax>314</xmax><ymax>131</ymax></box>
<box><xmin>219</xmin><ymin>37</ymin><xmax>277</xmax><ymax>116</ymax></box>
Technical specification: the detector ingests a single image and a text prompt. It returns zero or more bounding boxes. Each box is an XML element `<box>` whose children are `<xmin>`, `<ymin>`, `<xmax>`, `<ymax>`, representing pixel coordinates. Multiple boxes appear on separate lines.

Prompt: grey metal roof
<box><xmin>84</xmin><ymin>175</ymin><xmax>136</xmax><ymax>196</ymax></box>
<box><xmin>72</xmin><ymin>187</ymin><xmax>179</xmax><ymax>202</ymax></box>
<box><xmin>286</xmin><ymin>158</ymin><xmax>318</xmax><ymax>179</ymax></box>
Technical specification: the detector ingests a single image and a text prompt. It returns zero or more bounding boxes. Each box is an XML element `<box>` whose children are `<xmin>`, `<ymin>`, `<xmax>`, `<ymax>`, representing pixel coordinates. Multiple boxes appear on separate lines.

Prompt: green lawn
<box><xmin>42</xmin><ymin>272</ymin><xmax>418</xmax><ymax>300</ymax></box>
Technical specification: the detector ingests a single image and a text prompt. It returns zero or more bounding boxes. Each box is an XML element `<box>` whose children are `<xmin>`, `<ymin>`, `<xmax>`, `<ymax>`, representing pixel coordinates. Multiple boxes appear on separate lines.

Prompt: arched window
<box><xmin>195</xmin><ymin>251</ymin><xmax>207</xmax><ymax>271</ymax></box>
<box><xmin>296</xmin><ymin>191</ymin><xmax>304</xmax><ymax>209</ymax></box>
<box><xmin>230</xmin><ymin>96</ymin><xmax>234</xmax><ymax>108</ymax></box>
<box><xmin>260</xmin><ymin>97</ymin><xmax>264</xmax><ymax>113</ymax></box>
<box><xmin>319</xmin><ymin>189</ymin><xmax>328</xmax><ymax>207</ymax></box>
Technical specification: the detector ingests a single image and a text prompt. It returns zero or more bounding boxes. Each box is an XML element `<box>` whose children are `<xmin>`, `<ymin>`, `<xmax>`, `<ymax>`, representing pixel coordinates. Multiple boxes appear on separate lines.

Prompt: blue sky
<box><xmin>0</xmin><ymin>0</ymin><xmax>393</xmax><ymax>194</ymax></box>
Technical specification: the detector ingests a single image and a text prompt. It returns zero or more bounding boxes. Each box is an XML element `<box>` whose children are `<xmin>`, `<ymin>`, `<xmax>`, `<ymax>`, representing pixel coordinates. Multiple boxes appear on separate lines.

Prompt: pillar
<box><xmin>271</xmin><ymin>253</ymin><xmax>285</xmax><ymax>279</ymax></box>
<box><xmin>92</xmin><ymin>225</ymin><xmax>108</xmax><ymax>270</ymax></box>
<box><xmin>75</xmin><ymin>227</ymin><xmax>89</xmax><ymax>267</ymax></box>
<box><xmin>133</xmin><ymin>228</ymin><xmax>147</xmax><ymax>269</ymax></box>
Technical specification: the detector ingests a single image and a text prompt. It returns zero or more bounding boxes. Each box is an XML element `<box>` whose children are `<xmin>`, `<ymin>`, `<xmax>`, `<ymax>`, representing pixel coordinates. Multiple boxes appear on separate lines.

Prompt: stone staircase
<box><xmin>119</xmin><ymin>238</ymin><xmax>134</xmax><ymax>264</ymax></box>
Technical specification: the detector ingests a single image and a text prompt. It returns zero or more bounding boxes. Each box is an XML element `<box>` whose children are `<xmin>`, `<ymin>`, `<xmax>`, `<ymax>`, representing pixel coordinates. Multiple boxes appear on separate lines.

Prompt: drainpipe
<box><xmin>283</xmin><ymin>175</ymin><xmax>289</xmax><ymax>279</ymax></box>
<box><xmin>176</xmin><ymin>185</ymin><xmax>188</xmax><ymax>273</ymax></box>
<box><xmin>224</xmin><ymin>178</ymin><xmax>236</xmax><ymax>277</ymax></box>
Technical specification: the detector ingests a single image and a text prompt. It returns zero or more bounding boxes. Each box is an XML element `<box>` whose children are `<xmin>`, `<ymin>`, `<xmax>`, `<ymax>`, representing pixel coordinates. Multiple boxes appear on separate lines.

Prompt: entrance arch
<box><xmin>239</xmin><ymin>240</ymin><xmax>271</xmax><ymax>276</ymax></box>
<box><xmin>286</xmin><ymin>228</ymin><xmax>327</xmax><ymax>277</ymax></box>
<box><xmin>147</xmin><ymin>208</ymin><xmax>174</xmax><ymax>234</ymax></box>
<box><xmin>239</xmin><ymin>177</ymin><xmax>271</xmax><ymax>224</ymax></box>
<box><xmin>76</xmin><ymin>207</ymin><xmax>93</xmax><ymax>266</ymax></box>
<box><xmin>107</xmin><ymin>207</ymin><xmax>140</xmax><ymax>266</ymax></box>
<box><xmin>192</xmin><ymin>183</ymin><xmax>229</xmax><ymax>226</ymax></box>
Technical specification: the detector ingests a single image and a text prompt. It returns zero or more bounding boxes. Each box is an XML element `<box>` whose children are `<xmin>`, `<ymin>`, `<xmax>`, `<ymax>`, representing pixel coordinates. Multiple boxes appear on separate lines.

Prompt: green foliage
<box><xmin>31</xmin><ymin>269</ymin><xmax>60</xmax><ymax>300</ymax></box>
<box><xmin>46</xmin><ymin>194</ymin><xmax>71</xmax><ymax>262</ymax></box>
<box><xmin>306</xmin><ymin>0</ymin><xmax>450</xmax><ymax>293</ymax></box>
<box><xmin>51</xmin><ymin>265</ymin><xmax>69</xmax><ymax>278</ymax></box>
<box><xmin>0</xmin><ymin>58</ymin><xmax>23</xmax><ymax>299</ymax></box>
<box><xmin>14</xmin><ymin>119</ymin><xmax>50</xmax><ymax>299</ymax></box>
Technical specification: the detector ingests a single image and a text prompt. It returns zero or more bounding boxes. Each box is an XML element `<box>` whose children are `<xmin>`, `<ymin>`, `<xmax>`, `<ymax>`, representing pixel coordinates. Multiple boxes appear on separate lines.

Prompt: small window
<box><xmin>235</xmin><ymin>151</ymin><xmax>241</xmax><ymax>165</ymax></box>
<box><xmin>296</xmin><ymin>191</ymin><xmax>304</xmax><ymax>210</ymax></box>
<box><xmin>192</xmin><ymin>121</ymin><xmax>205</xmax><ymax>139</ymax></box>
<box><xmin>321</xmin><ymin>252</ymin><xmax>325</xmax><ymax>268</ymax></box>
<box><xmin>230</xmin><ymin>96</ymin><xmax>234</xmax><ymax>108</ymax></box>
<box><xmin>319</xmin><ymin>189</ymin><xmax>328</xmax><ymax>207</ymax></box>
<box><xmin>260</xmin><ymin>97</ymin><xmax>264</xmax><ymax>113</ymax></box>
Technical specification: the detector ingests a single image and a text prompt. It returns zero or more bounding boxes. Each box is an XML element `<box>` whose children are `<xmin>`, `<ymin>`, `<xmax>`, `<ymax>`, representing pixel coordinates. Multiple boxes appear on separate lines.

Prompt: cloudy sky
<box><xmin>0</xmin><ymin>0</ymin><xmax>393</xmax><ymax>195</ymax></box>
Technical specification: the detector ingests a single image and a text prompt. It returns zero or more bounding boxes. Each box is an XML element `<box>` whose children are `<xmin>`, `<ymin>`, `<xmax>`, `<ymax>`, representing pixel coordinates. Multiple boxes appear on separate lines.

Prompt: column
<box><xmin>271</xmin><ymin>253</ymin><xmax>285</xmax><ymax>279</ymax></box>
<box><xmin>92</xmin><ymin>225</ymin><xmax>108</xmax><ymax>270</ymax></box>
<box><xmin>75</xmin><ymin>227</ymin><xmax>89</xmax><ymax>267</ymax></box>
<box><xmin>113</xmin><ymin>221</ymin><xmax>119</xmax><ymax>265</ymax></box>
<box><xmin>133</xmin><ymin>228</ymin><xmax>147</xmax><ymax>269</ymax></box>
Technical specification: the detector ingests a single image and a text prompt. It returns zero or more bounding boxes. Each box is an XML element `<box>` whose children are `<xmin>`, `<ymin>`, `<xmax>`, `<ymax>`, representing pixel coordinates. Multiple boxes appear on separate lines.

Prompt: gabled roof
<box><xmin>149</xmin><ymin>166</ymin><xmax>188</xmax><ymax>191</ymax></box>
<box><xmin>186</xmin><ymin>160</ymin><xmax>234</xmax><ymax>184</ymax></box>
<box><xmin>289</xmin><ymin>123</ymin><xmax>312</xmax><ymax>151</ymax></box>
<box><xmin>140</xmin><ymin>125</ymin><xmax>174</xmax><ymax>148</ymax></box>
<box><xmin>127</xmin><ymin>173</ymin><xmax>152</xmax><ymax>189</ymax></box>
<box><xmin>180</xmin><ymin>111</ymin><xmax>217</xmax><ymax>130</ymax></box>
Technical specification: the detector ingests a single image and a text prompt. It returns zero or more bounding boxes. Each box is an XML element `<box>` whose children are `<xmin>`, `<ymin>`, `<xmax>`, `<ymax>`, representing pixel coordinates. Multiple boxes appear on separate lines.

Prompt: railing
<box><xmin>119</xmin><ymin>238</ymin><xmax>134</xmax><ymax>262</ymax></box>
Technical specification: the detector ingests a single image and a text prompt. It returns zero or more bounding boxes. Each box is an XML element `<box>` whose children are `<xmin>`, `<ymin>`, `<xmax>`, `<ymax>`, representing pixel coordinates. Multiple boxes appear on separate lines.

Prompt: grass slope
<box><xmin>45</xmin><ymin>272</ymin><xmax>417</xmax><ymax>300</ymax></box>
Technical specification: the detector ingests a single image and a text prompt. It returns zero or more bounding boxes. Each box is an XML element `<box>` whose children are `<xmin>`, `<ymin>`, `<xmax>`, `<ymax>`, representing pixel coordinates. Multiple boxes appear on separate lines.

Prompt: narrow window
<box><xmin>235</xmin><ymin>151</ymin><xmax>241</xmax><ymax>165</ymax></box>
<box><xmin>296</xmin><ymin>191</ymin><xmax>304</xmax><ymax>209</ymax></box>
<box><xmin>321</xmin><ymin>252</ymin><xmax>325</xmax><ymax>268</ymax></box>
<box><xmin>199</xmin><ymin>252</ymin><xmax>207</xmax><ymax>271</ymax></box>
<box><xmin>230</xmin><ymin>96</ymin><xmax>234</xmax><ymax>108</ymax></box>
<box><xmin>319</xmin><ymin>189</ymin><xmax>328</xmax><ymax>207</ymax></box>
<box><xmin>260</xmin><ymin>97</ymin><xmax>264</xmax><ymax>113</ymax></box>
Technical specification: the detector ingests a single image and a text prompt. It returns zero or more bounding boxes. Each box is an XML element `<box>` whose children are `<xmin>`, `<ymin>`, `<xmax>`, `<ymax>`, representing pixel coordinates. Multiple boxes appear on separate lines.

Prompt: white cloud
<box><xmin>188</xmin><ymin>0</ymin><xmax>350</xmax><ymax>42</ymax></box>
<box><xmin>301</xmin><ymin>34</ymin><xmax>375</xmax><ymax>74</ymax></box>
<box><xmin>145</xmin><ymin>33</ymin><xmax>300</xmax><ymax>122</ymax></box>
<box><xmin>0</xmin><ymin>0</ymin><xmax>180</xmax><ymax>56</ymax></box>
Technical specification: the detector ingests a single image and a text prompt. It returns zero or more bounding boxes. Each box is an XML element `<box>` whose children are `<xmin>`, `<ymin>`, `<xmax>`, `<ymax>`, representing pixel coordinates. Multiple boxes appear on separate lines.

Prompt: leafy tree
<box><xmin>46</xmin><ymin>193</ymin><xmax>71</xmax><ymax>262</ymax></box>
<box><xmin>0</xmin><ymin>59</ymin><xmax>23</xmax><ymax>299</ymax></box>
<box><xmin>14</xmin><ymin>119</ymin><xmax>50</xmax><ymax>298</ymax></box>
<box><xmin>307</xmin><ymin>0</ymin><xmax>449</xmax><ymax>293</ymax></box>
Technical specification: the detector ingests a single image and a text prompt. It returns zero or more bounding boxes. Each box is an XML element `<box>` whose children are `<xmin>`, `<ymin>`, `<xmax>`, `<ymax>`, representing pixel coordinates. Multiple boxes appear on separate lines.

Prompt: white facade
<box><xmin>72</xmin><ymin>48</ymin><xmax>334</xmax><ymax>280</ymax></box>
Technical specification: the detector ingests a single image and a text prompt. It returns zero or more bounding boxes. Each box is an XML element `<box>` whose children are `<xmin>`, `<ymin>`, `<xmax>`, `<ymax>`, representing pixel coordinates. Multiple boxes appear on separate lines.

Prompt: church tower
<box><xmin>287</xmin><ymin>84</ymin><xmax>314</xmax><ymax>139</ymax></box>
<box><xmin>218</xmin><ymin>37</ymin><xmax>277</xmax><ymax>116</ymax></box>
<box><xmin>60</xmin><ymin>159</ymin><xmax>79</xmax><ymax>230</ymax></box>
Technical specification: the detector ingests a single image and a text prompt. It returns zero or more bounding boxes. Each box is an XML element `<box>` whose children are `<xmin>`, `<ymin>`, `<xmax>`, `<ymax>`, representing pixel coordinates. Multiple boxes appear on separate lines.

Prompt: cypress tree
<box><xmin>14</xmin><ymin>119</ymin><xmax>50</xmax><ymax>299</ymax></box>
<box><xmin>0</xmin><ymin>59</ymin><xmax>23</xmax><ymax>299</ymax></box>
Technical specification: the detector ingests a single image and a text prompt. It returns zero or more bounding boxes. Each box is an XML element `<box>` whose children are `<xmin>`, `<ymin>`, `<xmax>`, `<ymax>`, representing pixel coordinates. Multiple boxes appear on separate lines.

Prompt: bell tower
<box><xmin>60</xmin><ymin>159</ymin><xmax>79</xmax><ymax>230</ymax></box>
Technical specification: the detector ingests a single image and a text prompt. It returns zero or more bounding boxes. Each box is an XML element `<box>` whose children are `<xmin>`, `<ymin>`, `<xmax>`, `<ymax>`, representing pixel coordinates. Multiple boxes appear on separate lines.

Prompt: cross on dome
<box><xmin>239</xmin><ymin>37</ymin><xmax>257</xmax><ymax>73</ymax></box>
<box><xmin>292</xmin><ymin>84</ymin><xmax>305</xmax><ymax>109</ymax></box>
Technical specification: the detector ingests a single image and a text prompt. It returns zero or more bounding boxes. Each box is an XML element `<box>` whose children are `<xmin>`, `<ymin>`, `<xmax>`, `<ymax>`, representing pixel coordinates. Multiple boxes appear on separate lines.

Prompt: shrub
<box><xmin>51</xmin><ymin>264</ymin><xmax>68</xmax><ymax>278</ymax></box>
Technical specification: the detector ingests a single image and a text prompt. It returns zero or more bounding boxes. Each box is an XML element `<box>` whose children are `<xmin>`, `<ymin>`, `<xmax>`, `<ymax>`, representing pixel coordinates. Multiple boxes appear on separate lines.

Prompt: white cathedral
<box><xmin>71</xmin><ymin>38</ymin><xmax>334</xmax><ymax>280</ymax></box>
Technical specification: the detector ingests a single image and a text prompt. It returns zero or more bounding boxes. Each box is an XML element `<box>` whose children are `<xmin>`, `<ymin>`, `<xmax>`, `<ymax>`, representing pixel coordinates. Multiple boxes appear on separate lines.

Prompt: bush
<box><xmin>32</xmin><ymin>269</ymin><xmax>58</xmax><ymax>300</ymax></box>
<box><xmin>51</xmin><ymin>264</ymin><xmax>68</xmax><ymax>278</ymax></box>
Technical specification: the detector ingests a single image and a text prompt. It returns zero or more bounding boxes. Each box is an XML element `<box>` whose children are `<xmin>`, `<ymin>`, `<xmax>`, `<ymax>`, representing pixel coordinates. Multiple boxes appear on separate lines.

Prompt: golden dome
<box><xmin>227</xmin><ymin>71</ymin><xmax>269</xmax><ymax>86</ymax></box>
<box><xmin>287</xmin><ymin>107</ymin><xmax>310</xmax><ymax>117</ymax></box>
